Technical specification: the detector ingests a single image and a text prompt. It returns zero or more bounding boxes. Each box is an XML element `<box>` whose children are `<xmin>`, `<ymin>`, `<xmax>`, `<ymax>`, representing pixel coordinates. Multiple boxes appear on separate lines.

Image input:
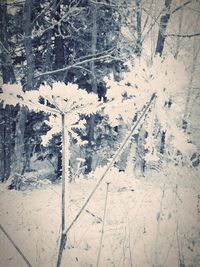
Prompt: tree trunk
<box><xmin>52</xmin><ymin>0</ymin><xmax>65</xmax><ymax>81</ymax></box>
<box><xmin>23</xmin><ymin>0</ymin><xmax>35</xmax><ymax>90</ymax></box>
<box><xmin>12</xmin><ymin>107</ymin><xmax>27</xmax><ymax>174</ymax></box>
<box><xmin>90</xmin><ymin>2</ymin><xmax>98</xmax><ymax>94</ymax></box>
<box><xmin>134</xmin><ymin>124</ymin><xmax>147</xmax><ymax>177</ymax></box>
<box><xmin>135</xmin><ymin>0</ymin><xmax>142</xmax><ymax>56</ymax></box>
<box><xmin>86</xmin><ymin>2</ymin><xmax>98</xmax><ymax>173</ymax></box>
<box><xmin>11</xmin><ymin>0</ymin><xmax>35</xmax><ymax>176</ymax></box>
<box><xmin>4</xmin><ymin>106</ymin><xmax>12</xmax><ymax>179</ymax></box>
<box><xmin>154</xmin><ymin>0</ymin><xmax>172</xmax><ymax>158</ymax></box>
<box><xmin>0</xmin><ymin>0</ymin><xmax>16</xmax><ymax>84</ymax></box>
<box><xmin>0</xmin><ymin>106</ymin><xmax>5</xmax><ymax>181</ymax></box>
<box><xmin>43</xmin><ymin>30</ymin><xmax>53</xmax><ymax>73</ymax></box>
<box><xmin>182</xmin><ymin>41</ymin><xmax>199</xmax><ymax>131</ymax></box>
<box><xmin>155</xmin><ymin>0</ymin><xmax>172</xmax><ymax>56</ymax></box>
<box><xmin>0</xmin><ymin>0</ymin><xmax>16</xmax><ymax>181</ymax></box>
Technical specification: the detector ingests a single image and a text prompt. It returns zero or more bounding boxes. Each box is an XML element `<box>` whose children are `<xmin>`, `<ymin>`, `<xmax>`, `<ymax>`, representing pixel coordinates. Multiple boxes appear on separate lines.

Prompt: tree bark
<box><xmin>52</xmin><ymin>0</ymin><xmax>65</xmax><ymax>81</ymax></box>
<box><xmin>0</xmin><ymin>106</ymin><xmax>5</xmax><ymax>181</ymax></box>
<box><xmin>11</xmin><ymin>0</ymin><xmax>35</xmax><ymax>176</ymax></box>
<box><xmin>134</xmin><ymin>124</ymin><xmax>147</xmax><ymax>176</ymax></box>
<box><xmin>0</xmin><ymin>0</ymin><xmax>16</xmax><ymax>181</ymax></box>
<box><xmin>135</xmin><ymin>0</ymin><xmax>142</xmax><ymax>56</ymax></box>
<box><xmin>182</xmin><ymin>41</ymin><xmax>199</xmax><ymax>131</ymax></box>
<box><xmin>12</xmin><ymin>107</ymin><xmax>27</xmax><ymax>174</ymax></box>
<box><xmin>155</xmin><ymin>0</ymin><xmax>172</xmax><ymax>56</ymax></box>
<box><xmin>23</xmin><ymin>0</ymin><xmax>35</xmax><ymax>90</ymax></box>
<box><xmin>0</xmin><ymin>0</ymin><xmax>16</xmax><ymax>84</ymax></box>
<box><xmin>154</xmin><ymin>0</ymin><xmax>172</xmax><ymax>158</ymax></box>
<box><xmin>86</xmin><ymin>2</ymin><xmax>98</xmax><ymax>173</ymax></box>
<box><xmin>90</xmin><ymin>2</ymin><xmax>98</xmax><ymax>94</ymax></box>
<box><xmin>43</xmin><ymin>30</ymin><xmax>53</xmax><ymax>73</ymax></box>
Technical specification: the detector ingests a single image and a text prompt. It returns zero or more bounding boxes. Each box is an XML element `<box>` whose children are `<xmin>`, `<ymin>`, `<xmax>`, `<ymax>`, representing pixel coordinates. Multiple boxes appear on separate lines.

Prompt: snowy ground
<box><xmin>0</xmin><ymin>164</ymin><xmax>200</xmax><ymax>267</ymax></box>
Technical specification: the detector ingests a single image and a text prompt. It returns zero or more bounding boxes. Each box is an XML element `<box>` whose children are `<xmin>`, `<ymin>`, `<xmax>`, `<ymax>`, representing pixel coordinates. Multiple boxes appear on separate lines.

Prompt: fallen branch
<box><xmin>0</xmin><ymin>224</ymin><xmax>32</xmax><ymax>267</ymax></box>
<box><xmin>55</xmin><ymin>93</ymin><xmax>156</xmax><ymax>267</ymax></box>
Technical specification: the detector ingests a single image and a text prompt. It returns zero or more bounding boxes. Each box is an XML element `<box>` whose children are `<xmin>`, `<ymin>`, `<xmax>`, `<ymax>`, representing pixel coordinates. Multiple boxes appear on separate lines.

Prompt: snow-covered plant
<box><xmin>1</xmin><ymin>82</ymin><xmax>98</xmax><ymax>144</ymax></box>
<box><xmin>103</xmin><ymin>54</ymin><xmax>195</xmax><ymax>170</ymax></box>
<box><xmin>0</xmin><ymin>81</ymin><xmax>102</xmax><ymax>252</ymax></box>
<box><xmin>0</xmin><ymin>82</ymin><xmax>100</xmax><ymax>184</ymax></box>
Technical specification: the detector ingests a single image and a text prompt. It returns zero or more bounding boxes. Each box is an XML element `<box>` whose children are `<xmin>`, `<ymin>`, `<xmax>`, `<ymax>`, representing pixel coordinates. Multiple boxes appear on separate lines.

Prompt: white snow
<box><xmin>0</xmin><ymin>164</ymin><xmax>199</xmax><ymax>267</ymax></box>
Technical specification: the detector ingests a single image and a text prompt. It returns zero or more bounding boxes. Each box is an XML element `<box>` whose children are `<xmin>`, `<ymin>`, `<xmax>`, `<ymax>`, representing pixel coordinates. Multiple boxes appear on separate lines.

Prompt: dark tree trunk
<box><xmin>0</xmin><ymin>0</ymin><xmax>16</xmax><ymax>181</ymax></box>
<box><xmin>0</xmin><ymin>106</ymin><xmax>5</xmax><ymax>181</ymax></box>
<box><xmin>43</xmin><ymin>30</ymin><xmax>53</xmax><ymax>73</ymax></box>
<box><xmin>135</xmin><ymin>124</ymin><xmax>147</xmax><ymax>176</ymax></box>
<box><xmin>11</xmin><ymin>0</ymin><xmax>35</xmax><ymax>177</ymax></box>
<box><xmin>154</xmin><ymin>0</ymin><xmax>172</xmax><ymax>158</ymax></box>
<box><xmin>155</xmin><ymin>0</ymin><xmax>172</xmax><ymax>56</ymax></box>
<box><xmin>0</xmin><ymin>0</ymin><xmax>16</xmax><ymax>84</ymax></box>
<box><xmin>4</xmin><ymin>106</ymin><xmax>12</xmax><ymax>179</ymax></box>
<box><xmin>52</xmin><ymin>0</ymin><xmax>65</xmax><ymax>80</ymax></box>
<box><xmin>160</xmin><ymin>130</ymin><xmax>166</xmax><ymax>154</ymax></box>
<box><xmin>135</xmin><ymin>0</ymin><xmax>142</xmax><ymax>56</ymax></box>
<box><xmin>12</xmin><ymin>108</ymin><xmax>27</xmax><ymax>174</ymax></box>
<box><xmin>86</xmin><ymin>3</ymin><xmax>98</xmax><ymax>173</ymax></box>
<box><xmin>23</xmin><ymin>0</ymin><xmax>35</xmax><ymax>90</ymax></box>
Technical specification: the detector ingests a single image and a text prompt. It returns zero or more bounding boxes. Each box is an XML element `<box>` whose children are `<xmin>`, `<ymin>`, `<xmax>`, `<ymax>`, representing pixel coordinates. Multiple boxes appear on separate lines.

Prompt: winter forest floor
<box><xmin>0</xmin><ymin>164</ymin><xmax>200</xmax><ymax>267</ymax></box>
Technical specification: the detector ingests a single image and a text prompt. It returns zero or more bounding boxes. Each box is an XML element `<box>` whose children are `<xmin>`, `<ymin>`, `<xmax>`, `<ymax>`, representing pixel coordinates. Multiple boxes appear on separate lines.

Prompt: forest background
<box><xmin>0</xmin><ymin>0</ymin><xmax>200</xmax><ymax>267</ymax></box>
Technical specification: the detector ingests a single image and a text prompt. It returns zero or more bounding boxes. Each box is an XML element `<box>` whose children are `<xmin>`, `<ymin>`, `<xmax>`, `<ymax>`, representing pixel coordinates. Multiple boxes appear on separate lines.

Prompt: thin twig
<box><xmin>171</xmin><ymin>0</ymin><xmax>193</xmax><ymax>14</ymax></box>
<box><xmin>72</xmin><ymin>202</ymin><xmax>102</xmax><ymax>222</ymax></box>
<box><xmin>166</xmin><ymin>32</ymin><xmax>200</xmax><ymax>38</ymax></box>
<box><xmin>35</xmin><ymin>54</ymin><xmax>123</xmax><ymax>78</ymax></box>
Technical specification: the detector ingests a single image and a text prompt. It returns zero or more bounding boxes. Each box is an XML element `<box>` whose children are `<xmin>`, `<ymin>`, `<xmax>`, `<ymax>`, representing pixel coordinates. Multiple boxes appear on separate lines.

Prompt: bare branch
<box><xmin>141</xmin><ymin>0</ymin><xmax>193</xmax><ymax>43</ymax></box>
<box><xmin>74</xmin><ymin>46</ymin><xmax>116</xmax><ymax>62</ymax></box>
<box><xmin>35</xmin><ymin>54</ymin><xmax>123</xmax><ymax>79</ymax></box>
<box><xmin>141</xmin><ymin>8</ymin><xmax>164</xmax><ymax>44</ymax></box>
<box><xmin>1</xmin><ymin>1</ymin><xmax>25</xmax><ymax>6</ymax></box>
<box><xmin>0</xmin><ymin>41</ymin><xmax>10</xmax><ymax>55</ymax></box>
<box><xmin>171</xmin><ymin>0</ymin><xmax>193</xmax><ymax>14</ymax></box>
<box><xmin>89</xmin><ymin>0</ymin><xmax>136</xmax><ymax>9</ymax></box>
<box><xmin>166</xmin><ymin>32</ymin><xmax>200</xmax><ymax>37</ymax></box>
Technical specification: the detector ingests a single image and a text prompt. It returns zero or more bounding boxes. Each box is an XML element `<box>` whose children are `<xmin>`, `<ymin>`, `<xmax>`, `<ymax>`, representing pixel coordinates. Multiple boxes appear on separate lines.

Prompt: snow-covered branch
<box><xmin>35</xmin><ymin>54</ymin><xmax>123</xmax><ymax>78</ymax></box>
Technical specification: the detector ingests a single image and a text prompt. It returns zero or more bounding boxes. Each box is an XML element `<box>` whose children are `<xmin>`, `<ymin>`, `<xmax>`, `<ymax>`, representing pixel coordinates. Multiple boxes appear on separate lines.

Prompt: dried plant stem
<box><xmin>55</xmin><ymin>93</ymin><xmax>156</xmax><ymax>267</ymax></box>
<box><xmin>0</xmin><ymin>224</ymin><xmax>32</xmax><ymax>267</ymax></box>
<box><xmin>96</xmin><ymin>182</ymin><xmax>110</xmax><ymax>267</ymax></box>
